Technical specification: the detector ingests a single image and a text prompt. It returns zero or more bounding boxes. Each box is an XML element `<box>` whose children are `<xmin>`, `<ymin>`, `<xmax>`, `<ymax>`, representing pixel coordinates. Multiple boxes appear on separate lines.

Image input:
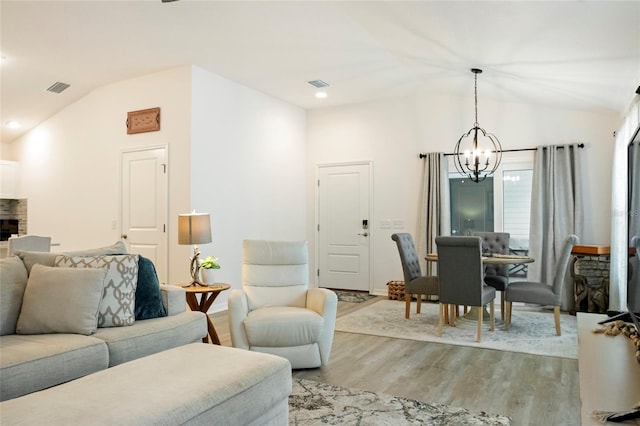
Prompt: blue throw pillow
<box><xmin>135</xmin><ymin>256</ymin><xmax>167</xmax><ymax>320</ymax></box>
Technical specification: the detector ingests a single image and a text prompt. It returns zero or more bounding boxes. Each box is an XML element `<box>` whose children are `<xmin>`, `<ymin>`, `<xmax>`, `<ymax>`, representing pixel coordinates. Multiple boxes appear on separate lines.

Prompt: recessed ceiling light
<box><xmin>6</xmin><ymin>120</ymin><xmax>21</xmax><ymax>129</ymax></box>
<box><xmin>315</xmin><ymin>91</ymin><xmax>328</xmax><ymax>99</ymax></box>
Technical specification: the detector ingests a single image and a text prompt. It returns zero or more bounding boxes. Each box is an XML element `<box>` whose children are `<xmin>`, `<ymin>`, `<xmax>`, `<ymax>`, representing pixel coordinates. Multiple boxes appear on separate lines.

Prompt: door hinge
<box><xmin>161</xmin><ymin>163</ymin><xmax>167</xmax><ymax>173</ymax></box>
<box><xmin>317</xmin><ymin>179</ymin><xmax>320</xmax><ymax>187</ymax></box>
<box><xmin>317</xmin><ymin>224</ymin><xmax>320</xmax><ymax>232</ymax></box>
<box><xmin>163</xmin><ymin>224</ymin><xmax>166</xmax><ymax>233</ymax></box>
<box><xmin>317</xmin><ymin>269</ymin><xmax>320</xmax><ymax>277</ymax></box>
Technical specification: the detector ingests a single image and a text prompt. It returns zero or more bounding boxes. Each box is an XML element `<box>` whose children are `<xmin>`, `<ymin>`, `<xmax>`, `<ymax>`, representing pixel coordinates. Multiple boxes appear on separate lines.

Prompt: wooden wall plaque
<box><xmin>127</xmin><ymin>107</ymin><xmax>160</xmax><ymax>134</ymax></box>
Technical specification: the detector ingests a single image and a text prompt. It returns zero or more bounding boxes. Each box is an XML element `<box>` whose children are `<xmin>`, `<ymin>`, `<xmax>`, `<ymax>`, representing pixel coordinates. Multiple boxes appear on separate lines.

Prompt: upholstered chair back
<box><xmin>391</xmin><ymin>233</ymin><xmax>423</xmax><ymax>283</ymax></box>
<box><xmin>551</xmin><ymin>234</ymin><xmax>580</xmax><ymax>305</ymax></box>
<box><xmin>242</xmin><ymin>240</ymin><xmax>309</xmax><ymax>310</ymax></box>
<box><xmin>436</xmin><ymin>236</ymin><xmax>485</xmax><ymax>306</ymax></box>
<box><xmin>473</xmin><ymin>232</ymin><xmax>510</xmax><ymax>277</ymax></box>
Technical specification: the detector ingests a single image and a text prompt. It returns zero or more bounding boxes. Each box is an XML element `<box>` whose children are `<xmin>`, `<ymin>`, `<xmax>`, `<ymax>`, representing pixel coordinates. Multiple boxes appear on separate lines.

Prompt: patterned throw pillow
<box><xmin>54</xmin><ymin>254</ymin><xmax>139</xmax><ymax>328</ymax></box>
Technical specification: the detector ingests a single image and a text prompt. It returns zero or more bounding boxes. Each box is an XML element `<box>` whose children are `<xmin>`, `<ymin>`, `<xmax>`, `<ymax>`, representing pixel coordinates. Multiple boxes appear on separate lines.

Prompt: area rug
<box><xmin>289</xmin><ymin>378</ymin><xmax>511</xmax><ymax>425</ymax></box>
<box><xmin>335</xmin><ymin>290</ymin><xmax>377</xmax><ymax>303</ymax></box>
<box><xmin>335</xmin><ymin>300</ymin><xmax>577</xmax><ymax>359</ymax></box>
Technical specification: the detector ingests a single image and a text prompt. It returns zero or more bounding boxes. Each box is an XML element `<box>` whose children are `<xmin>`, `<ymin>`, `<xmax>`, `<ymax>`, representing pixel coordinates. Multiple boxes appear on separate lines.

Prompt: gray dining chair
<box><xmin>436</xmin><ymin>236</ymin><xmax>496</xmax><ymax>342</ymax></box>
<box><xmin>391</xmin><ymin>233</ymin><xmax>439</xmax><ymax>319</ymax></box>
<box><xmin>504</xmin><ymin>234</ymin><xmax>579</xmax><ymax>336</ymax></box>
<box><xmin>474</xmin><ymin>232</ymin><xmax>510</xmax><ymax>319</ymax></box>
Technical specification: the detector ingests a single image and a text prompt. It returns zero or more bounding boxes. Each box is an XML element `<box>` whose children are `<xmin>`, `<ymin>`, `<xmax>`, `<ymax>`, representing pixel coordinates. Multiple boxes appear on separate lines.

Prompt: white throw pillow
<box><xmin>16</xmin><ymin>264</ymin><xmax>107</xmax><ymax>335</ymax></box>
<box><xmin>54</xmin><ymin>254</ymin><xmax>139</xmax><ymax>328</ymax></box>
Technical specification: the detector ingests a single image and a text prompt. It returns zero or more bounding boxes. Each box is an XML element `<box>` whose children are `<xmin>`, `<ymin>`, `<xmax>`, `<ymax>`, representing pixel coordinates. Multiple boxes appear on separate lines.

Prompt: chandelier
<box><xmin>453</xmin><ymin>68</ymin><xmax>502</xmax><ymax>182</ymax></box>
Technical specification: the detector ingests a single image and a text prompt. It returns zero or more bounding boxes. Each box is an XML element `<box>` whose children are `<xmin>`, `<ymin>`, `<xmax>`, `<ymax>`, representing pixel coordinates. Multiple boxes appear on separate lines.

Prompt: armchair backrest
<box><xmin>242</xmin><ymin>240</ymin><xmax>309</xmax><ymax>310</ymax></box>
<box><xmin>551</xmin><ymin>234</ymin><xmax>580</xmax><ymax>303</ymax></box>
<box><xmin>391</xmin><ymin>233</ymin><xmax>422</xmax><ymax>283</ymax></box>
<box><xmin>436</xmin><ymin>236</ymin><xmax>485</xmax><ymax>306</ymax></box>
<box><xmin>473</xmin><ymin>232</ymin><xmax>510</xmax><ymax>278</ymax></box>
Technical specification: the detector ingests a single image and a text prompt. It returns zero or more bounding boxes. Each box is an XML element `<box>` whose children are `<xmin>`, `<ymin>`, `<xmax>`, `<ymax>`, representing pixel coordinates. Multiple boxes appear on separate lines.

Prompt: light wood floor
<box><xmin>211</xmin><ymin>296</ymin><xmax>580</xmax><ymax>425</ymax></box>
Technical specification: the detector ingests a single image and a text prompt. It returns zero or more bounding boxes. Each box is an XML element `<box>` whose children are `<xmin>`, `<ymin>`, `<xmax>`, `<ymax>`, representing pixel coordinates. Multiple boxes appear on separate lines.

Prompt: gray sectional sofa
<box><xmin>0</xmin><ymin>242</ymin><xmax>208</xmax><ymax>401</ymax></box>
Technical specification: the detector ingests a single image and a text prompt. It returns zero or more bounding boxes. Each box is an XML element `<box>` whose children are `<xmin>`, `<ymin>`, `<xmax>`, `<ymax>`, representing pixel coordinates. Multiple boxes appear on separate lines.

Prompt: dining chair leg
<box><xmin>444</xmin><ymin>303</ymin><xmax>449</xmax><ymax>324</ymax></box>
<box><xmin>490</xmin><ymin>300</ymin><xmax>495</xmax><ymax>332</ymax></box>
<box><xmin>500</xmin><ymin>292</ymin><xmax>505</xmax><ymax>321</ymax></box>
<box><xmin>477</xmin><ymin>305</ymin><xmax>483</xmax><ymax>342</ymax></box>
<box><xmin>416</xmin><ymin>295</ymin><xmax>422</xmax><ymax>314</ymax></box>
<box><xmin>449</xmin><ymin>304</ymin><xmax>456</xmax><ymax>326</ymax></box>
<box><xmin>455</xmin><ymin>305</ymin><xmax>460</xmax><ymax>317</ymax></box>
<box><xmin>505</xmin><ymin>301</ymin><xmax>512</xmax><ymax>330</ymax></box>
<box><xmin>554</xmin><ymin>305</ymin><xmax>561</xmax><ymax>336</ymax></box>
<box><xmin>438</xmin><ymin>303</ymin><xmax>444</xmax><ymax>336</ymax></box>
<box><xmin>405</xmin><ymin>293</ymin><xmax>411</xmax><ymax>319</ymax></box>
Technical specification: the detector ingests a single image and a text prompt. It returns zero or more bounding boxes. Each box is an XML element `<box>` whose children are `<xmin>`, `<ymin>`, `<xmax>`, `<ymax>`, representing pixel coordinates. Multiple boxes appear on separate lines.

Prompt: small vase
<box><xmin>201</xmin><ymin>268</ymin><xmax>217</xmax><ymax>285</ymax></box>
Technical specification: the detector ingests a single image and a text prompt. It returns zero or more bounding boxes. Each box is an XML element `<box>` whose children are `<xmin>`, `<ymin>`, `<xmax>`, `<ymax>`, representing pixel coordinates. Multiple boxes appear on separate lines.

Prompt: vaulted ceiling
<box><xmin>2</xmin><ymin>1</ymin><xmax>639</xmax><ymax>144</ymax></box>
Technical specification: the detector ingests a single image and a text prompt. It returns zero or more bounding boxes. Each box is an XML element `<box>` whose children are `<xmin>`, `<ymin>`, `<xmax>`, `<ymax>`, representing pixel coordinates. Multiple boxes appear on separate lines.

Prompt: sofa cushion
<box><xmin>63</xmin><ymin>241</ymin><xmax>128</xmax><ymax>257</ymax></box>
<box><xmin>0</xmin><ymin>256</ymin><xmax>28</xmax><ymax>336</ymax></box>
<box><xmin>0</xmin><ymin>333</ymin><xmax>108</xmax><ymax>402</ymax></box>
<box><xmin>14</xmin><ymin>241</ymin><xmax>128</xmax><ymax>275</ymax></box>
<box><xmin>92</xmin><ymin>310</ymin><xmax>207</xmax><ymax>366</ymax></box>
<box><xmin>0</xmin><ymin>343</ymin><xmax>292</xmax><ymax>425</ymax></box>
<box><xmin>135</xmin><ymin>256</ymin><xmax>167</xmax><ymax>320</ymax></box>
<box><xmin>244</xmin><ymin>306</ymin><xmax>324</xmax><ymax>347</ymax></box>
<box><xmin>55</xmin><ymin>254</ymin><xmax>139</xmax><ymax>328</ymax></box>
<box><xmin>16</xmin><ymin>264</ymin><xmax>107</xmax><ymax>336</ymax></box>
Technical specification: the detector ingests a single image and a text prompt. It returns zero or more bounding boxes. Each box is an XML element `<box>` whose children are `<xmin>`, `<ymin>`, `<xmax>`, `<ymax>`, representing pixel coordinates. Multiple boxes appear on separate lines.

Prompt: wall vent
<box><xmin>308</xmin><ymin>80</ymin><xmax>329</xmax><ymax>88</ymax></box>
<box><xmin>46</xmin><ymin>82</ymin><xmax>71</xmax><ymax>94</ymax></box>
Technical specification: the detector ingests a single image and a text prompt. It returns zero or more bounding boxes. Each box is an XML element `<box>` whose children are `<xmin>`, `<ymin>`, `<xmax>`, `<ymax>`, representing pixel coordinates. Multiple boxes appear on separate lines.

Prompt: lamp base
<box><xmin>185</xmin><ymin>245</ymin><xmax>208</xmax><ymax>287</ymax></box>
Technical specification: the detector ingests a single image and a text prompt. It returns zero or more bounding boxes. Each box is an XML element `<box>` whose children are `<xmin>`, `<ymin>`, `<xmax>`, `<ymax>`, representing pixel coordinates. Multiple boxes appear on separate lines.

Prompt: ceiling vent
<box><xmin>46</xmin><ymin>82</ymin><xmax>70</xmax><ymax>94</ymax></box>
<box><xmin>308</xmin><ymin>80</ymin><xmax>329</xmax><ymax>88</ymax></box>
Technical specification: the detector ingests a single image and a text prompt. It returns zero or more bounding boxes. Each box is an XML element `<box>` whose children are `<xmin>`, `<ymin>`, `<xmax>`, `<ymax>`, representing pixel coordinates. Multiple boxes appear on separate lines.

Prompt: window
<box><xmin>448</xmin><ymin>152</ymin><xmax>534</xmax><ymax>276</ymax></box>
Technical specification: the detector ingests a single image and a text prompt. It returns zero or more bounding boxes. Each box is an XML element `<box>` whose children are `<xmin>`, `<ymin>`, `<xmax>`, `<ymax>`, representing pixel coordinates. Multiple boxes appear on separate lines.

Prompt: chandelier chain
<box><xmin>474</xmin><ymin>71</ymin><xmax>478</xmax><ymax>126</ymax></box>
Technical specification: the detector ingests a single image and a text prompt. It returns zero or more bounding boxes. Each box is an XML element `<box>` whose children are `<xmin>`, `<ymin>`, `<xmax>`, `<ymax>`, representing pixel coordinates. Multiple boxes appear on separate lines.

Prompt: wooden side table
<box><xmin>182</xmin><ymin>283</ymin><xmax>230</xmax><ymax>345</ymax></box>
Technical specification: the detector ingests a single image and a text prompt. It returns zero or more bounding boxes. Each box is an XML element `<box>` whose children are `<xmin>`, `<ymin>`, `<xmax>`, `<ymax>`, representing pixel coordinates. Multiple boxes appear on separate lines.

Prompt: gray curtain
<box><xmin>528</xmin><ymin>144</ymin><xmax>584</xmax><ymax>311</ymax></box>
<box><xmin>417</xmin><ymin>153</ymin><xmax>450</xmax><ymax>275</ymax></box>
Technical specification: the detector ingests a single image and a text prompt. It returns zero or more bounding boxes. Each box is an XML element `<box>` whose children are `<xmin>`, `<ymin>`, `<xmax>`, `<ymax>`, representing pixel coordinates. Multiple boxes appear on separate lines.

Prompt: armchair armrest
<box><xmin>160</xmin><ymin>285</ymin><xmax>187</xmax><ymax>316</ymax></box>
<box><xmin>228</xmin><ymin>289</ymin><xmax>250</xmax><ymax>350</ymax></box>
<box><xmin>306</xmin><ymin>288</ymin><xmax>338</xmax><ymax>366</ymax></box>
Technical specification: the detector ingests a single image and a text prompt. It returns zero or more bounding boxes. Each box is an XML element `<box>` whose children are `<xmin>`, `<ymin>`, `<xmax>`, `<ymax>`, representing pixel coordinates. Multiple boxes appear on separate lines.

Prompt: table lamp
<box><xmin>178</xmin><ymin>211</ymin><xmax>212</xmax><ymax>286</ymax></box>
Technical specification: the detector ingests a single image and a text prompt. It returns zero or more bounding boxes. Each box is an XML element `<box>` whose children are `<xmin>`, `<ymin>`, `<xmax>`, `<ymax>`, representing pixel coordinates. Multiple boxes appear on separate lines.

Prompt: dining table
<box><xmin>426</xmin><ymin>252</ymin><xmax>535</xmax><ymax>323</ymax></box>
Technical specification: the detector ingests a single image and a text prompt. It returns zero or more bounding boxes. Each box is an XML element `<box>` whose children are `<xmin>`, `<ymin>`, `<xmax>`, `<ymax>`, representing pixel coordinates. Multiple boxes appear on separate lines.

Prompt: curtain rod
<box><xmin>419</xmin><ymin>143</ymin><xmax>584</xmax><ymax>159</ymax></box>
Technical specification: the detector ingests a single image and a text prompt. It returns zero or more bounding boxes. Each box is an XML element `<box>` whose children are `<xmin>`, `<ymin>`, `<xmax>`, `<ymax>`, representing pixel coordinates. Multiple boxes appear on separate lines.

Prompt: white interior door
<box><xmin>318</xmin><ymin>163</ymin><xmax>371</xmax><ymax>291</ymax></box>
<box><xmin>121</xmin><ymin>147</ymin><xmax>168</xmax><ymax>284</ymax></box>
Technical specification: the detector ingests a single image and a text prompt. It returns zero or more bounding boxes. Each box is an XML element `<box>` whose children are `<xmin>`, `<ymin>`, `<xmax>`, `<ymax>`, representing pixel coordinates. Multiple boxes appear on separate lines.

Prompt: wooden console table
<box><xmin>577</xmin><ymin>313</ymin><xmax>640</xmax><ymax>425</ymax></box>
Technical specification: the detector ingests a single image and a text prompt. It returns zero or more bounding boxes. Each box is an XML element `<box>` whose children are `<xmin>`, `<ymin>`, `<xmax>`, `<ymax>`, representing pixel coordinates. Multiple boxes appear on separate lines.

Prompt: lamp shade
<box><xmin>178</xmin><ymin>213</ymin><xmax>212</xmax><ymax>245</ymax></box>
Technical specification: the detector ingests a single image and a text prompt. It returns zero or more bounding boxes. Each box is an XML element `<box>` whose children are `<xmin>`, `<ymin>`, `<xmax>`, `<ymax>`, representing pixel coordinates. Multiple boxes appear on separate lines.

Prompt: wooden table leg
<box><xmin>185</xmin><ymin>292</ymin><xmax>223</xmax><ymax>345</ymax></box>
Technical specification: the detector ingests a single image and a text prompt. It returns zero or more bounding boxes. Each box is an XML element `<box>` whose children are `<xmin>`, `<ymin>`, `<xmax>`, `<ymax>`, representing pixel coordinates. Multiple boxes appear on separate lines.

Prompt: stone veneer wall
<box><xmin>572</xmin><ymin>255</ymin><xmax>611</xmax><ymax>313</ymax></box>
<box><xmin>0</xmin><ymin>199</ymin><xmax>28</xmax><ymax>236</ymax></box>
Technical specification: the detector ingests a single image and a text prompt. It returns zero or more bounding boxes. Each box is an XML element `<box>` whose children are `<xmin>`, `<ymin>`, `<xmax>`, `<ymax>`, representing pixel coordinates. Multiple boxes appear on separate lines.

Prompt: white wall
<box><xmin>190</xmin><ymin>66</ymin><xmax>307</xmax><ymax>310</ymax></box>
<box><xmin>307</xmin><ymin>91</ymin><xmax>619</xmax><ymax>295</ymax></box>
<box><xmin>11</xmin><ymin>67</ymin><xmax>192</xmax><ymax>285</ymax></box>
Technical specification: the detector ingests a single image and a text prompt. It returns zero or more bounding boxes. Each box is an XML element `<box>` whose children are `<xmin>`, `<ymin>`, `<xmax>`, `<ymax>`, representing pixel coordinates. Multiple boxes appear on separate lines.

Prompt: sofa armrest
<box><xmin>228</xmin><ymin>289</ymin><xmax>250</xmax><ymax>350</ymax></box>
<box><xmin>160</xmin><ymin>285</ymin><xmax>187</xmax><ymax>316</ymax></box>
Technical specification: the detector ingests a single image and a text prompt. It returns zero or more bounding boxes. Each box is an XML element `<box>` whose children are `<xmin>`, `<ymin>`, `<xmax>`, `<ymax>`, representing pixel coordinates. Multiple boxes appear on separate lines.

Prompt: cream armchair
<box><xmin>228</xmin><ymin>240</ymin><xmax>337</xmax><ymax>369</ymax></box>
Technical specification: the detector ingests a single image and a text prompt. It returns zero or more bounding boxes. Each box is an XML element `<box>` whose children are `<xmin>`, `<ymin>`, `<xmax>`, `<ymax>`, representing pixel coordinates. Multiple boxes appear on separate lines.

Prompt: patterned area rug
<box><xmin>289</xmin><ymin>378</ymin><xmax>511</xmax><ymax>425</ymax></box>
<box><xmin>335</xmin><ymin>290</ymin><xmax>377</xmax><ymax>303</ymax></box>
<box><xmin>335</xmin><ymin>300</ymin><xmax>577</xmax><ymax>359</ymax></box>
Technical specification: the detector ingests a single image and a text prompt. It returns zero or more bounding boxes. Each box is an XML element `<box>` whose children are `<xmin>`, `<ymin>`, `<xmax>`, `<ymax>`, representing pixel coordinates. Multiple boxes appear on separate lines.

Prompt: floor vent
<box><xmin>46</xmin><ymin>82</ymin><xmax>71</xmax><ymax>94</ymax></box>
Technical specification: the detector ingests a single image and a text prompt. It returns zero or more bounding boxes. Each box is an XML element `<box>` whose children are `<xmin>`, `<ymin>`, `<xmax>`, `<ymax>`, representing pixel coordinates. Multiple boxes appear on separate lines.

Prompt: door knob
<box><xmin>358</xmin><ymin>232</ymin><xmax>369</xmax><ymax>237</ymax></box>
<box><xmin>121</xmin><ymin>234</ymin><xmax>127</xmax><ymax>240</ymax></box>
